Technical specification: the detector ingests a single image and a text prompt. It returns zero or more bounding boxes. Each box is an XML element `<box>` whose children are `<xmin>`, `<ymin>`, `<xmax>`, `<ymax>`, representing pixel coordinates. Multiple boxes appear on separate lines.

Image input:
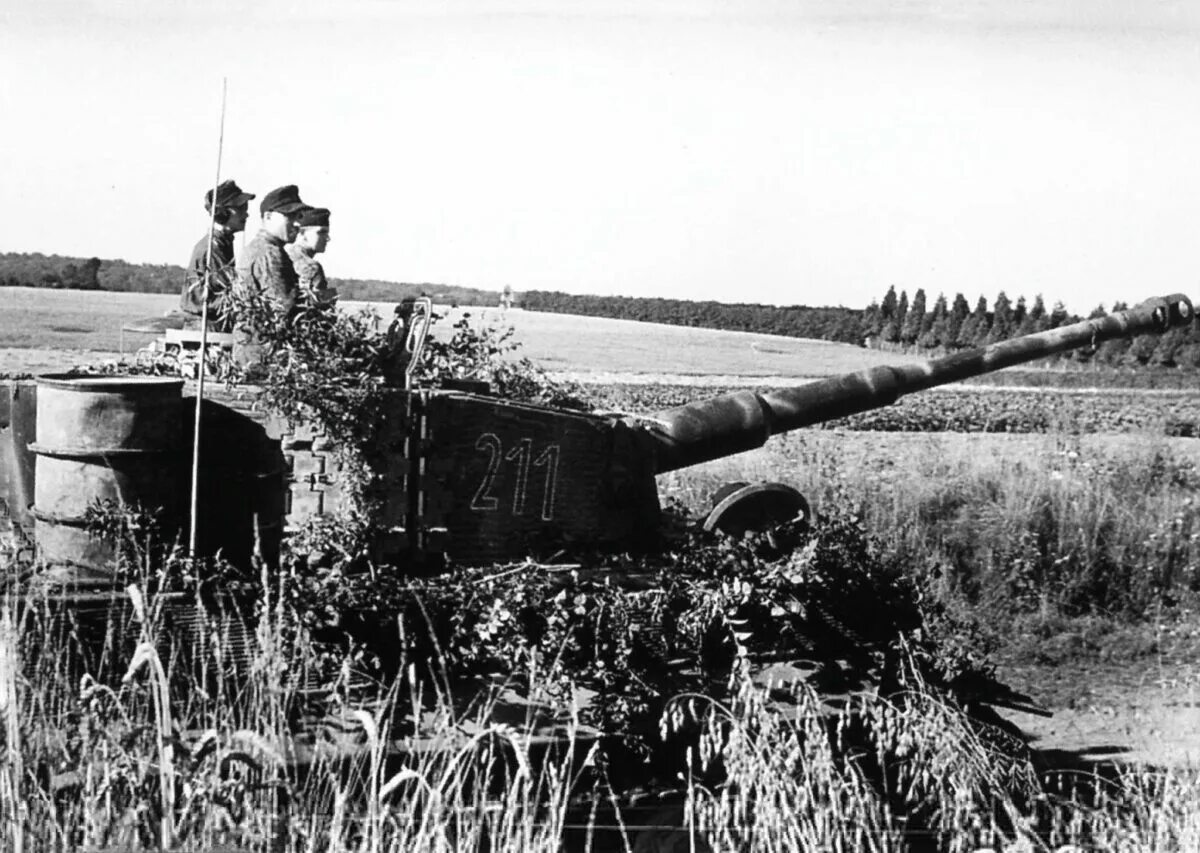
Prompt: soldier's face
<box><xmin>226</xmin><ymin>203</ymin><xmax>249</xmax><ymax>233</ymax></box>
<box><xmin>299</xmin><ymin>226</ymin><xmax>330</xmax><ymax>254</ymax></box>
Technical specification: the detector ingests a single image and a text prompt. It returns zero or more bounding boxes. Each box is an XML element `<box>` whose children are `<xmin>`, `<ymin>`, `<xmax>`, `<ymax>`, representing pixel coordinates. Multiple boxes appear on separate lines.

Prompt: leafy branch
<box><xmin>226</xmin><ymin>292</ymin><xmax>589</xmax><ymax>517</ymax></box>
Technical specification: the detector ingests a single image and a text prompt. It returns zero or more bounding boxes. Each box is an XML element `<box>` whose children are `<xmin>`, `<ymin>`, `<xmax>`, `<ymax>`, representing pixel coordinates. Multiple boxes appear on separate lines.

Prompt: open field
<box><xmin>0</xmin><ymin>285</ymin><xmax>940</xmax><ymax>379</ymax></box>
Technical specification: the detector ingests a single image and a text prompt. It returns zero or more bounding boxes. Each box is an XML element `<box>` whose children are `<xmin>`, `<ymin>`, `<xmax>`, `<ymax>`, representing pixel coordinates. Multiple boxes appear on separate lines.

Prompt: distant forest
<box><xmin>2</xmin><ymin>252</ymin><xmax>1195</xmax><ymax>369</ymax></box>
<box><xmin>520</xmin><ymin>290</ymin><xmax>864</xmax><ymax>344</ymax></box>
<box><xmin>0</xmin><ymin>252</ymin><xmax>500</xmax><ymax>306</ymax></box>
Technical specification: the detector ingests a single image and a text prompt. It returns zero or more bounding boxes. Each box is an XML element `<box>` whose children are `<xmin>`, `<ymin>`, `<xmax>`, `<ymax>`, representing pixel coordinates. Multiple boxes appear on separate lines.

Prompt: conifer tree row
<box><xmin>860</xmin><ymin>285</ymin><xmax>1200</xmax><ymax>368</ymax></box>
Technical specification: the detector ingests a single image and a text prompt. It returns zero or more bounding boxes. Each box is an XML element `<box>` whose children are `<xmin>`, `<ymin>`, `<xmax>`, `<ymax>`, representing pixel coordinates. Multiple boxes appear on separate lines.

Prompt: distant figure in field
<box><xmin>181</xmin><ymin>179</ymin><xmax>255</xmax><ymax>332</ymax></box>
<box><xmin>286</xmin><ymin>207</ymin><xmax>338</xmax><ymax>308</ymax></box>
<box><xmin>233</xmin><ymin>184</ymin><xmax>309</xmax><ymax>366</ymax></box>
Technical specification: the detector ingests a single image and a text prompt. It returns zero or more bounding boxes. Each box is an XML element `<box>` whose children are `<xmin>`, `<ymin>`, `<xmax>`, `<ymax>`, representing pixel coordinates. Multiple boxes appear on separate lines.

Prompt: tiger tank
<box><xmin>0</xmin><ymin>293</ymin><xmax>1192</xmax><ymax>576</ymax></box>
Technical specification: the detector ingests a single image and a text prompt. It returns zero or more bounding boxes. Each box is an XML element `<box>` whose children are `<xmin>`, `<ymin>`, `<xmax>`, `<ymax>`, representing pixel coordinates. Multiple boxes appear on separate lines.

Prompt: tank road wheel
<box><xmin>702</xmin><ymin>482</ymin><xmax>810</xmax><ymax>538</ymax></box>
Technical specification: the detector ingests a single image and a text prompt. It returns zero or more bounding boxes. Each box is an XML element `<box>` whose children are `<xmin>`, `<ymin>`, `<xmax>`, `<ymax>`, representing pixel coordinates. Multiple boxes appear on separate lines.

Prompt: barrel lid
<box><xmin>35</xmin><ymin>373</ymin><xmax>185</xmax><ymax>392</ymax></box>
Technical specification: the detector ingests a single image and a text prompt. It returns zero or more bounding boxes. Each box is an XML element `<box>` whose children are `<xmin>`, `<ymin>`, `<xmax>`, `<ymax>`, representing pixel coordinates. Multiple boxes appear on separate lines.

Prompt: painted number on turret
<box><xmin>470</xmin><ymin>433</ymin><xmax>561</xmax><ymax>521</ymax></box>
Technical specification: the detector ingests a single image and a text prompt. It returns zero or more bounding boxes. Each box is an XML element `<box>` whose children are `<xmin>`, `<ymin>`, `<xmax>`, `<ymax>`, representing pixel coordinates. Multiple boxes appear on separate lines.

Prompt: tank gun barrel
<box><xmin>645</xmin><ymin>294</ymin><xmax>1194</xmax><ymax>474</ymax></box>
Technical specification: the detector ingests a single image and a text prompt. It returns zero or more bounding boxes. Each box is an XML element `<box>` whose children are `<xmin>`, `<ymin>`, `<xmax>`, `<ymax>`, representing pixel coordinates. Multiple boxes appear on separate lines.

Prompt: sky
<box><xmin>2</xmin><ymin>1</ymin><xmax>1200</xmax><ymax>313</ymax></box>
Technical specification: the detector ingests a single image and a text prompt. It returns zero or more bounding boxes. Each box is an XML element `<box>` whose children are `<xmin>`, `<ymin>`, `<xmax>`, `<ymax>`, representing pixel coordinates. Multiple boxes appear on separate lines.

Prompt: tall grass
<box><xmin>4</xmin><ymin>439</ymin><xmax>1200</xmax><ymax>849</ymax></box>
<box><xmin>0</xmin><ymin>570</ymin><xmax>1197</xmax><ymax>850</ymax></box>
<box><xmin>0</xmin><ymin>562</ymin><xmax>596</xmax><ymax>852</ymax></box>
<box><xmin>665</xmin><ymin>430</ymin><xmax>1200</xmax><ymax>624</ymax></box>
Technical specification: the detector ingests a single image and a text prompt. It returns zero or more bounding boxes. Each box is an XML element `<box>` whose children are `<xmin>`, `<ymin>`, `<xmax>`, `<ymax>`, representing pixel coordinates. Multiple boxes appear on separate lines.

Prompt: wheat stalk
<box><xmin>0</xmin><ymin>606</ymin><xmax>23</xmax><ymax>853</ymax></box>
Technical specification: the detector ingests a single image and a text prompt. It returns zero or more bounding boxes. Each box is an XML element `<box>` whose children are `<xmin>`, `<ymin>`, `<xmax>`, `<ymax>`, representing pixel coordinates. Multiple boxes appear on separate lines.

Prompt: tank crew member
<box><xmin>286</xmin><ymin>207</ymin><xmax>338</xmax><ymax>307</ymax></box>
<box><xmin>236</xmin><ymin>184</ymin><xmax>309</xmax><ymax>317</ymax></box>
<box><xmin>181</xmin><ymin>179</ymin><xmax>255</xmax><ymax>331</ymax></box>
<box><xmin>232</xmin><ymin>184</ymin><xmax>309</xmax><ymax>367</ymax></box>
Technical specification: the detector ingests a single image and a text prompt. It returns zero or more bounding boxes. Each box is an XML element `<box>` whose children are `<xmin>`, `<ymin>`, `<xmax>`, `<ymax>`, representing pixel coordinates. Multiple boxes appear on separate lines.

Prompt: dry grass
<box><xmin>659</xmin><ymin>426</ymin><xmax>1200</xmax><ymax>767</ymax></box>
<box><xmin>0</xmin><ymin>574</ymin><xmax>585</xmax><ymax>852</ymax></box>
<box><xmin>3</xmin><ymin>575</ymin><xmax>1200</xmax><ymax>851</ymax></box>
<box><xmin>664</xmin><ymin>429</ymin><xmax>1200</xmax><ymax>619</ymax></box>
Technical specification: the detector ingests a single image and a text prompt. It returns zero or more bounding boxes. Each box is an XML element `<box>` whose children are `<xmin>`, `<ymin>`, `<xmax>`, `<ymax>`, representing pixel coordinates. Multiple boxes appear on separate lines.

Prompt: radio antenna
<box><xmin>189</xmin><ymin>77</ymin><xmax>228</xmax><ymax>557</ymax></box>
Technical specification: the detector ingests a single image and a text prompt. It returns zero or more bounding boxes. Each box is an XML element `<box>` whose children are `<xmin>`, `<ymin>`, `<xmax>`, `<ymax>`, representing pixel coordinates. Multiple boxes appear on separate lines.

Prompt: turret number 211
<box><xmin>469</xmin><ymin>433</ymin><xmax>561</xmax><ymax>521</ymax></box>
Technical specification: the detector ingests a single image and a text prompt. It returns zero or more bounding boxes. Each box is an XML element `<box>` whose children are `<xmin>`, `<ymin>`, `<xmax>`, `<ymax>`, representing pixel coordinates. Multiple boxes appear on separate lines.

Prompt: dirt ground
<box><xmin>6</xmin><ymin>345</ymin><xmax>1200</xmax><ymax>772</ymax></box>
<box><xmin>998</xmin><ymin>657</ymin><xmax>1200</xmax><ymax>769</ymax></box>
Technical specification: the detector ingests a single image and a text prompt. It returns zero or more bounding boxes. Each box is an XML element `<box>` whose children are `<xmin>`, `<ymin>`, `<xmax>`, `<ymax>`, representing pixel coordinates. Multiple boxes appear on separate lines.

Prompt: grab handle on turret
<box><xmin>384</xmin><ymin>296</ymin><xmax>434</xmax><ymax>389</ymax></box>
<box><xmin>403</xmin><ymin>297</ymin><xmax>433</xmax><ymax>386</ymax></box>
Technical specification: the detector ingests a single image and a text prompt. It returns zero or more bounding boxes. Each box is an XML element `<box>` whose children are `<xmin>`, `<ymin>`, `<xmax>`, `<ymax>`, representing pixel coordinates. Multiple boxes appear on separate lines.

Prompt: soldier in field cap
<box><xmin>233</xmin><ymin>184</ymin><xmax>309</xmax><ymax>365</ymax></box>
<box><xmin>180</xmin><ymin>178</ymin><xmax>255</xmax><ymax>331</ymax></box>
<box><xmin>286</xmin><ymin>206</ymin><xmax>338</xmax><ymax>307</ymax></box>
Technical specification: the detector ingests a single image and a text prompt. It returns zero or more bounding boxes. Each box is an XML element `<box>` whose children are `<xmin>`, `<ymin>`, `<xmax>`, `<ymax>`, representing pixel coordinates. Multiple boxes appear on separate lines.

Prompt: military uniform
<box><xmin>181</xmin><ymin>230</ymin><xmax>236</xmax><ymax>331</ymax></box>
<box><xmin>181</xmin><ymin>178</ymin><xmax>255</xmax><ymax>331</ymax></box>
<box><xmin>232</xmin><ymin>184</ymin><xmax>309</xmax><ymax>368</ymax></box>
<box><xmin>286</xmin><ymin>206</ymin><xmax>337</xmax><ymax>307</ymax></box>
<box><xmin>239</xmin><ymin>230</ymin><xmax>301</xmax><ymax>317</ymax></box>
<box><xmin>286</xmin><ymin>242</ymin><xmax>327</xmax><ymax>300</ymax></box>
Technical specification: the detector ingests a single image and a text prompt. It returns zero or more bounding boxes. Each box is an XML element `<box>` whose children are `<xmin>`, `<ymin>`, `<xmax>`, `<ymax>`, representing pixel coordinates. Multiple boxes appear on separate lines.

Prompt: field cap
<box><xmin>260</xmin><ymin>184</ymin><xmax>308</xmax><ymax>216</ymax></box>
<box><xmin>297</xmin><ymin>207</ymin><xmax>330</xmax><ymax>228</ymax></box>
<box><xmin>204</xmin><ymin>179</ymin><xmax>255</xmax><ymax>211</ymax></box>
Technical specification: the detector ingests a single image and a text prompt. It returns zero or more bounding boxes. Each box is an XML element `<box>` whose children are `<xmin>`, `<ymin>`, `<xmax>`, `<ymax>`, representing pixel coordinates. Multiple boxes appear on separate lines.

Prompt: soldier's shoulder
<box><xmin>290</xmin><ymin>244</ymin><xmax>320</xmax><ymax>271</ymax></box>
<box><xmin>192</xmin><ymin>230</ymin><xmax>237</xmax><ymax>264</ymax></box>
<box><xmin>236</xmin><ymin>232</ymin><xmax>262</xmax><ymax>275</ymax></box>
<box><xmin>243</xmin><ymin>231</ymin><xmax>281</xmax><ymax>262</ymax></box>
<box><xmin>188</xmin><ymin>233</ymin><xmax>213</xmax><ymax>264</ymax></box>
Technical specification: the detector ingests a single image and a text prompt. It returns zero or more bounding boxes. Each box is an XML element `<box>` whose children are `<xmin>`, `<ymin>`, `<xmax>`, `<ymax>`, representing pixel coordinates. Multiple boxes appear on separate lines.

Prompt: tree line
<box><xmin>518</xmin><ymin>291</ymin><xmax>865</xmax><ymax>343</ymax></box>
<box><xmin>861</xmin><ymin>285</ymin><xmax>1200</xmax><ymax>369</ymax></box>
<box><xmin>0</xmin><ymin>252</ymin><xmax>500</xmax><ymax>306</ymax></box>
